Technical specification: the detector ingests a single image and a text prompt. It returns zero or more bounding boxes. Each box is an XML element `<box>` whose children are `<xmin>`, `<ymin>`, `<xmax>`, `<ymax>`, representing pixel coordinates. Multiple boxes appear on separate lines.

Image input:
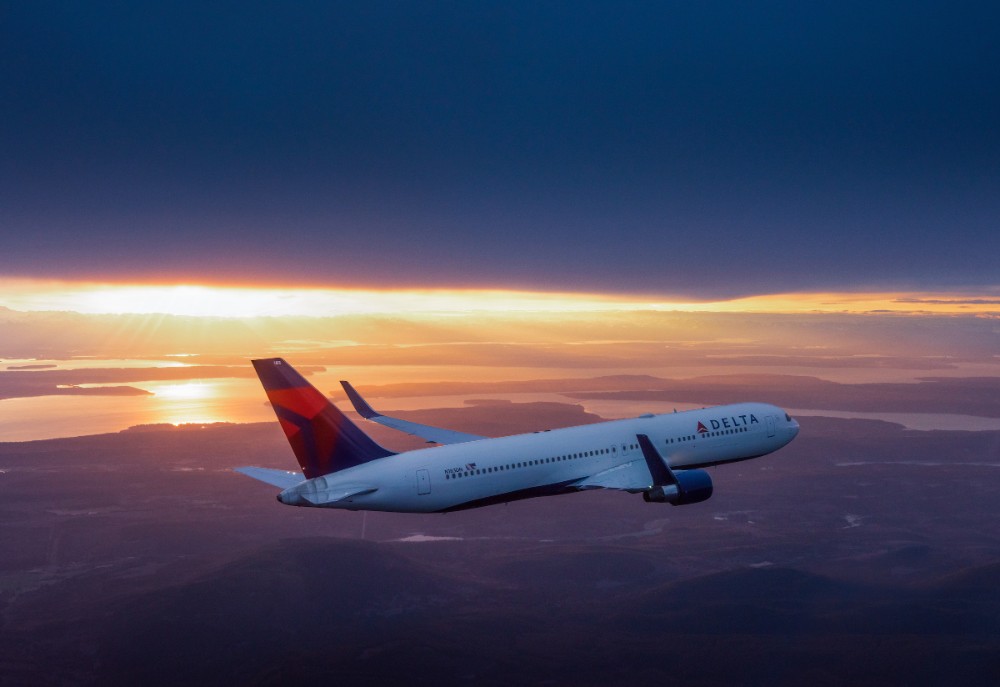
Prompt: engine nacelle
<box><xmin>642</xmin><ymin>469</ymin><xmax>713</xmax><ymax>506</ymax></box>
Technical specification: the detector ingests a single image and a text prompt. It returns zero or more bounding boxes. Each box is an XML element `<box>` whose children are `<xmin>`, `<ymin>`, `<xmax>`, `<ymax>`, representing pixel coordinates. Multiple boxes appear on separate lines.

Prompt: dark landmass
<box><xmin>340</xmin><ymin>373</ymin><xmax>1000</xmax><ymax>418</ymax></box>
<box><xmin>86</xmin><ymin>542</ymin><xmax>1000</xmax><ymax>687</ymax></box>
<box><xmin>0</xmin><ymin>384</ymin><xmax>152</xmax><ymax>400</ymax></box>
<box><xmin>173</xmin><ymin>346</ymin><xmax>970</xmax><ymax>372</ymax></box>
<box><xmin>255</xmin><ymin>341</ymin><xmax>969</xmax><ymax>370</ymax></box>
<box><xmin>567</xmin><ymin>374</ymin><xmax>1000</xmax><ymax>418</ymax></box>
<box><xmin>1</xmin><ymin>409</ymin><xmax>999</xmax><ymax>685</ymax></box>
<box><xmin>0</xmin><ymin>365</ymin><xmax>323</xmax><ymax>401</ymax></box>
<box><xmin>377</xmin><ymin>401</ymin><xmax>605</xmax><ymax>440</ymax></box>
<box><xmin>333</xmin><ymin>374</ymin><xmax>670</xmax><ymax>398</ymax></box>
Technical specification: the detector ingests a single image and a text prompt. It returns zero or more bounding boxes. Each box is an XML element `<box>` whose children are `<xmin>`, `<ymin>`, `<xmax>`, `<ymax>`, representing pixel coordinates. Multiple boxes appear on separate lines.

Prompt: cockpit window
<box><xmin>785</xmin><ymin>413</ymin><xmax>792</xmax><ymax>422</ymax></box>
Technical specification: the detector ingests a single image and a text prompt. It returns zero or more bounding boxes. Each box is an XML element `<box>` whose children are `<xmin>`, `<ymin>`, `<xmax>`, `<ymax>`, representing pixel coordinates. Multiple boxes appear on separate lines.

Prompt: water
<box><xmin>0</xmin><ymin>379</ymin><xmax>273</xmax><ymax>441</ymax></box>
<box><xmin>1</xmin><ymin>384</ymin><xmax>997</xmax><ymax>442</ymax></box>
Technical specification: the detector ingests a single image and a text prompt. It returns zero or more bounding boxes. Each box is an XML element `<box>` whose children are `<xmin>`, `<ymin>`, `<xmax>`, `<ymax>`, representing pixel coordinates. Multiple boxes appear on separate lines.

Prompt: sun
<box><xmin>1</xmin><ymin>278</ymin><xmax>998</xmax><ymax>318</ymax></box>
<box><xmin>77</xmin><ymin>285</ymin><xmax>286</xmax><ymax>318</ymax></box>
<box><xmin>1</xmin><ymin>280</ymin><xmax>684</xmax><ymax>318</ymax></box>
<box><xmin>153</xmin><ymin>382</ymin><xmax>215</xmax><ymax>401</ymax></box>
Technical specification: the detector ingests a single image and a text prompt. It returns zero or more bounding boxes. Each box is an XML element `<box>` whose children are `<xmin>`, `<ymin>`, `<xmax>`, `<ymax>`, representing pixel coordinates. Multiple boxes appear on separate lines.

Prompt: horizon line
<box><xmin>0</xmin><ymin>277</ymin><xmax>998</xmax><ymax>318</ymax></box>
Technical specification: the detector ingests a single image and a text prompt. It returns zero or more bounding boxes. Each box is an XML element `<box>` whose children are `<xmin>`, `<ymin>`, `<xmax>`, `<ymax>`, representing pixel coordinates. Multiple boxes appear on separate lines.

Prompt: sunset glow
<box><xmin>151</xmin><ymin>382</ymin><xmax>216</xmax><ymax>401</ymax></box>
<box><xmin>1</xmin><ymin>279</ymin><xmax>997</xmax><ymax>318</ymax></box>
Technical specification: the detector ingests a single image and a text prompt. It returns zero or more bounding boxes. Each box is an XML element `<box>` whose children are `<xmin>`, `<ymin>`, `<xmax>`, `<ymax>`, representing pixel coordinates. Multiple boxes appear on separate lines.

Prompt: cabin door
<box><xmin>766</xmin><ymin>416</ymin><xmax>776</xmax><ymax>438</ymax></box>
<box><xmin>416</xmin><ymin>469</ymin><xmax>431</xmax><ymax>495</ymax></box>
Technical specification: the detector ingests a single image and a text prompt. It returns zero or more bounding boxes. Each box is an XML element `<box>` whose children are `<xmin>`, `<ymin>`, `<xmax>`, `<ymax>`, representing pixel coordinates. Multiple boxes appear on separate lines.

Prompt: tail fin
<box><xmin>252</xmin><ymin>358</ymin><xmax>394</xmax><ymax>478</ymax></box>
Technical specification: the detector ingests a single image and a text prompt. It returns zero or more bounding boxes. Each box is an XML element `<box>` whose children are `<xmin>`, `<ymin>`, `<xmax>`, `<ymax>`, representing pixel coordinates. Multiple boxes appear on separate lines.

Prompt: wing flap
<box><xmin>573</xmin><ymin>458</ymin><xmax>653</xmax><ymax>491</ymax></box>
<box><xmin>340</xmin><ymin>381</ymin><xmax>485</xmax><ymax>445</ymax></box>
<box><xmin>576</xmin><ymin>435</ymin><xmax>689</xmax><ymax>491</ymax></box>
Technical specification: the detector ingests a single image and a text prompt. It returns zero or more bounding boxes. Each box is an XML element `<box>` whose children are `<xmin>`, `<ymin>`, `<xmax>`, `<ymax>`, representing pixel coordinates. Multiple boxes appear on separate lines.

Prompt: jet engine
<box><xmin>642</xmin><ymin>469</ymin><xmax>713</xmax><ymax>505</ymax></box>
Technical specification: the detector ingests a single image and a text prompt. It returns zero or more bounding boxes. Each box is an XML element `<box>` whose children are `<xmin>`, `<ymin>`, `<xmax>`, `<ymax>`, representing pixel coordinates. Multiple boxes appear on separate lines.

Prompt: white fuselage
<box><xmin>277</xmin><ymin>402</ymin><xmax>799</xmax><ymax>513</ymax></box>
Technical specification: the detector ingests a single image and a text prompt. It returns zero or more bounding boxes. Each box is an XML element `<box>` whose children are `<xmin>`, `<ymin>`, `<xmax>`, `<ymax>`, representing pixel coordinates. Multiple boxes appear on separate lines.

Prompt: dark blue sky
<box><xmin>2</xmin><ymin>1</ymin><xmax>998</xmax><ymax>297</ymax></box>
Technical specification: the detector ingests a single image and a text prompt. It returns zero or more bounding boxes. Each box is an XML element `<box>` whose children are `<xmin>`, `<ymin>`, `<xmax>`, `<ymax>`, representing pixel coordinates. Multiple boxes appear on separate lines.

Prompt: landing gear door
<box><xmin>416</xmin><ymin>468</ymin><xmax>431</xmax><ymax>495</ymax></box>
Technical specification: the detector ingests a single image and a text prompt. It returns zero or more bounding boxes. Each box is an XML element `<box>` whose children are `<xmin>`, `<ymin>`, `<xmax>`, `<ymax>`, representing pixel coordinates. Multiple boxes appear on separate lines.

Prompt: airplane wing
<box><xmin>234</xmin><ymin>466</ymin><xmax>304</xmax><ymax>489</ymax></box>
<box><xmin>572</xmin><ymin>434</ymin><xmax>679</xmax><ymax>491</ymax></box>
<box><xmin>572</xmin><ymin>458</ymin><xmax>653</xmax><ymax>491</ymax></box>
<box><xmin>340</xmin><ymin>380</ymin><xmax>486</xmax><ymax>445</ymax></box>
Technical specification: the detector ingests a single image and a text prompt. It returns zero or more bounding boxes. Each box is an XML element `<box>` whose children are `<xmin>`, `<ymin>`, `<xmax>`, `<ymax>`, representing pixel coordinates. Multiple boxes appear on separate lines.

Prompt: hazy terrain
<box><xmin>2</xmin><ymin>402</ymin><xmax>998</xmax><ymax>686</ymax></box>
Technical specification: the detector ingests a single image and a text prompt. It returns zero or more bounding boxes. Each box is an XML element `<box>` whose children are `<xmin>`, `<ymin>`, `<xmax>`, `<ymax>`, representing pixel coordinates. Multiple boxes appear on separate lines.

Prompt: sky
<box><xmin>1</xmin><ymin>1</ymin><xmax>999</xmax><ymax>442</ymax></box>
<box><xmin>2</xmin><ymin>1</ymin><xmax>998</xmax><ymax>298</ymax></box>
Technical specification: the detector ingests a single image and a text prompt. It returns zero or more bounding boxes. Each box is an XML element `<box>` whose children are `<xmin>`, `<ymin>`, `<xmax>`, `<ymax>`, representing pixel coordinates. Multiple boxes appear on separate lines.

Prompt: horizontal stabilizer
<box><xmin>235</xmin><ymin>466</ymin><xmax>304</xmax><ymax>489</ymax></box>
<box><xmin>340</xmin><ymin>381</ymin><xmax>485</xmax><ymax>445</ymax></box>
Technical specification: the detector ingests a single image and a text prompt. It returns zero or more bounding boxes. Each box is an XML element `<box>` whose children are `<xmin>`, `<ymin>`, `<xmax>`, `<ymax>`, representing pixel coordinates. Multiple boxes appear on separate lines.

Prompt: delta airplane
<box><xmin>236</xmin><ymin>358</ymin><xmax>799</xmax><ymax>513</ymax></box>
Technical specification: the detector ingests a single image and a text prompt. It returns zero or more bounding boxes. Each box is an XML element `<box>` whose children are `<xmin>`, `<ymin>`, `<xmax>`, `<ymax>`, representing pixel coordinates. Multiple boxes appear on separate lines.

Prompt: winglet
<box><xmin>338</xmin><ymin>380</ymin><xmax>486</xmax><ymax>445</ymax></box>
<box><xmin>636</xmin><ymin>434</ymin><xmax>677</xmax><ymax>487</ymax></box>
<box><xmin>340</xmin><ymin>380</ymin><xmax>380</xmax><ymax>419</ymax></box>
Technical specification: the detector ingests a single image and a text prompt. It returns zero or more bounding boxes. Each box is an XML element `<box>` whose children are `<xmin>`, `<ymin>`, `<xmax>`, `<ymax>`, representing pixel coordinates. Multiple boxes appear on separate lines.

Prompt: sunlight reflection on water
<box><xmin>2</xmin><ymin>382</ymin><xmax>998</xmax><ymax>441</ymax></box>
<box><xmin>0</xmin><ymin>378</ymin><xmax>273</xmax><ymax>441</ymax></box>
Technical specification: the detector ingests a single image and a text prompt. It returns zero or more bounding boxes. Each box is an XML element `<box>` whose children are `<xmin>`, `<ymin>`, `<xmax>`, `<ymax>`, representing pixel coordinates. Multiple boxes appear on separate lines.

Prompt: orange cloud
<box><xmin>0</xmin><ymin>278</ymin><xmax>997</xmax><ymax>317</ymax></box>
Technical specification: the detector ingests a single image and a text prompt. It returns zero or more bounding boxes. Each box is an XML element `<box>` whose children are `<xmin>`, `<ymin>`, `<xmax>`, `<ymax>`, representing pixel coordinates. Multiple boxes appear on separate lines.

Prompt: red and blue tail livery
<box><xmin>238</xmin><ymin>358</ymin><xmax>799</xmax><ymax>513</ymax></box>
<box><xmin>251</xmin><ymin>358</ymin><xmax>394</xmax><ymax>479</ymax></box>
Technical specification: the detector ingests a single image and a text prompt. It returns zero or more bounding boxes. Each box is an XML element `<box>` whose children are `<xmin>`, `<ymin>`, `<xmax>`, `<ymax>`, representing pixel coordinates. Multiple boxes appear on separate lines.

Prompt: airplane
<box><xmin>236</xmin><ymin>358</ymin><xmax>799</xmax><ymax>513</ymax></box>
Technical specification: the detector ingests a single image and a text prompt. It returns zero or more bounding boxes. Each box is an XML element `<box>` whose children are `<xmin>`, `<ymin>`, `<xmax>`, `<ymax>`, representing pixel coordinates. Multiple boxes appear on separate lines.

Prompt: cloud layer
<box><xmin>2</xmin><ymin>3</ymin><xmax>998</xmax><ymax>295</ymax></box>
